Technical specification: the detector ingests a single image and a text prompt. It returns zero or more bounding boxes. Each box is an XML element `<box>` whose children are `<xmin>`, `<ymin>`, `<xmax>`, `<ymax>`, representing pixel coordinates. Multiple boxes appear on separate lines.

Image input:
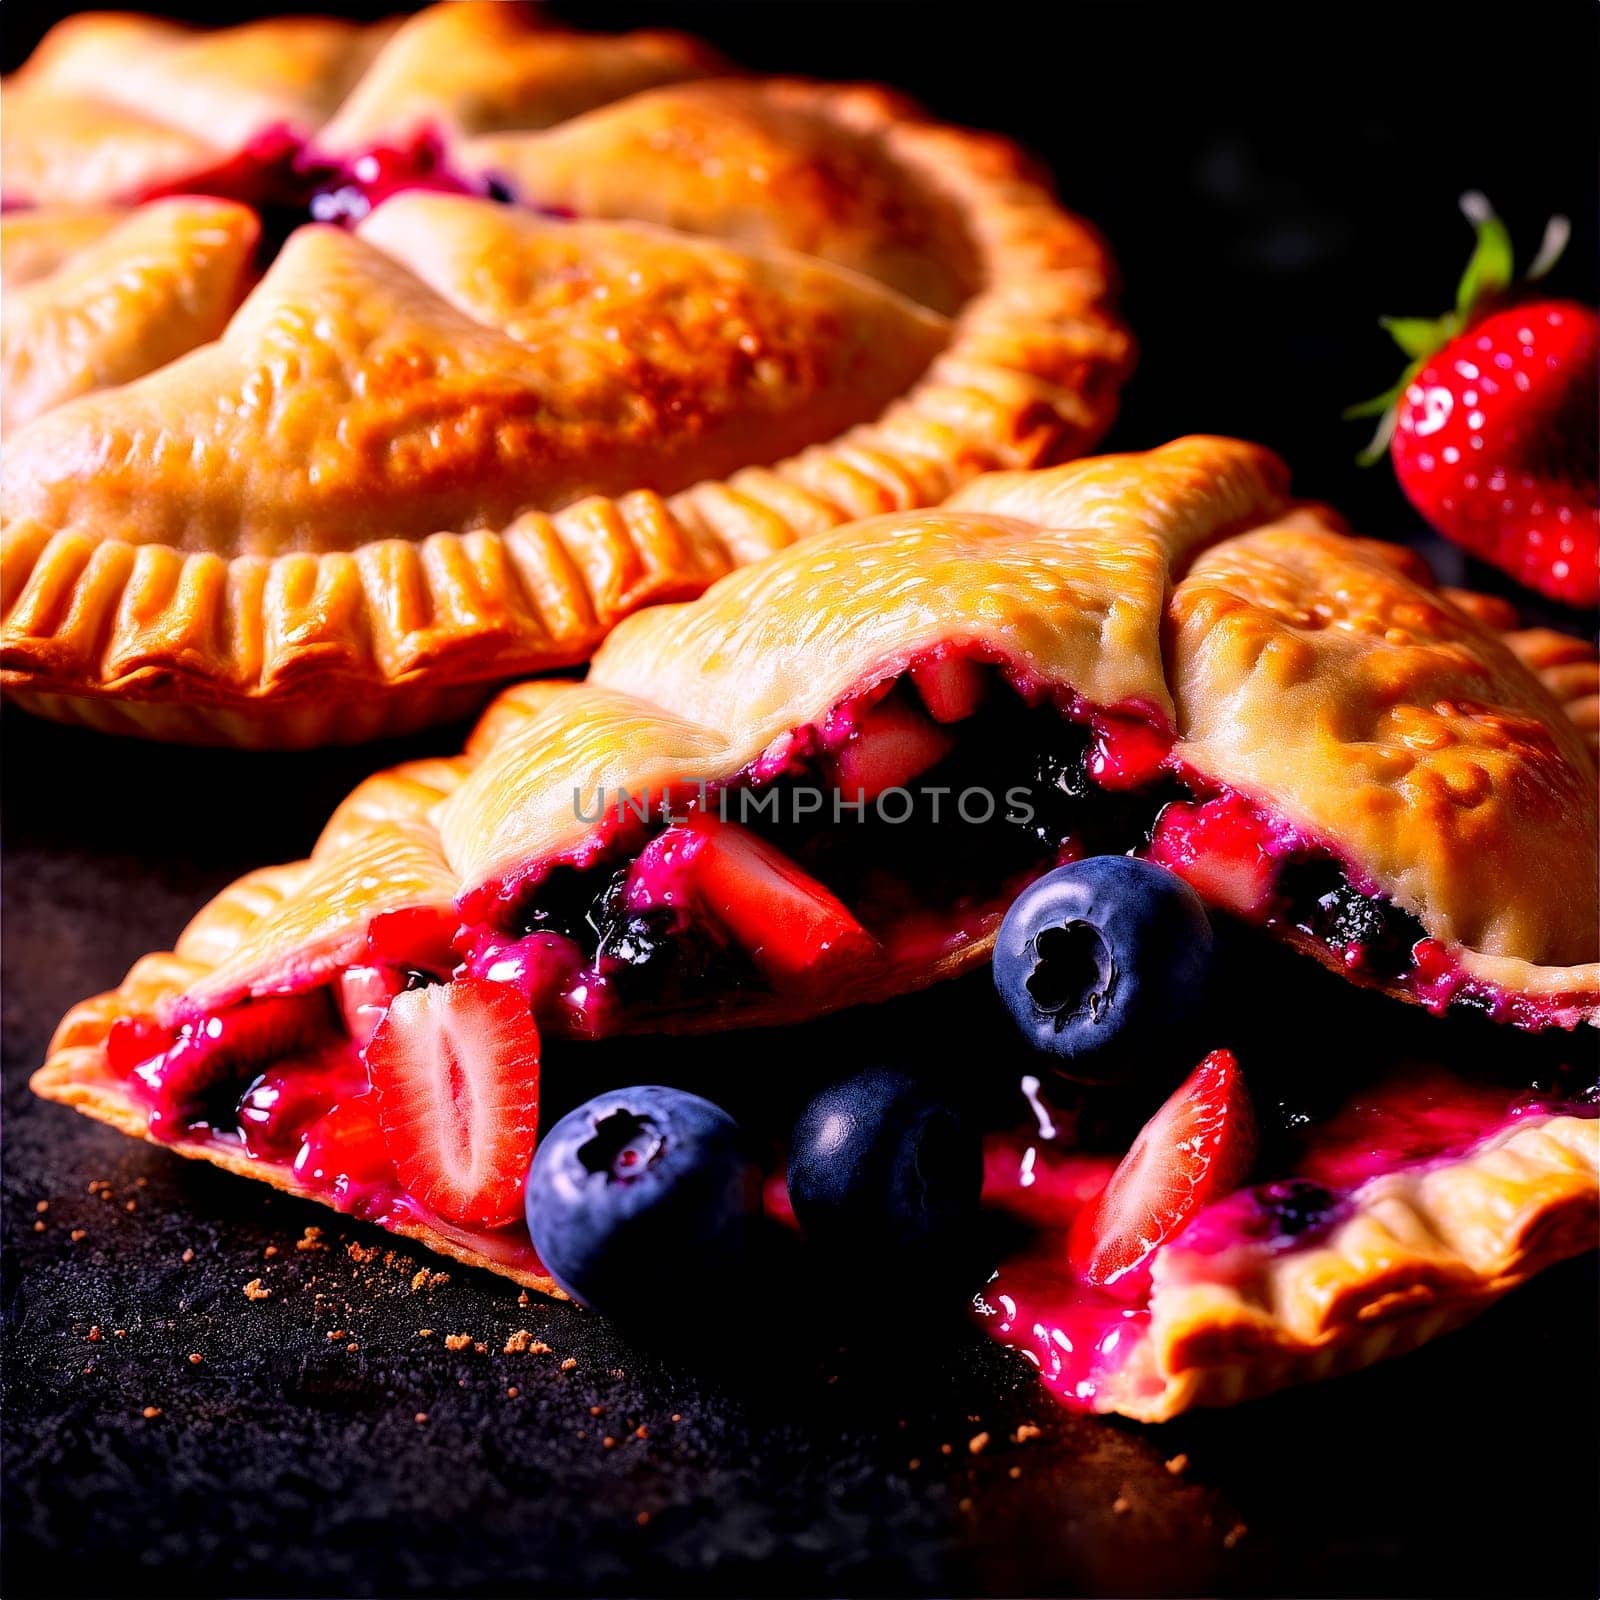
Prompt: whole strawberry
<box><xmin>1352</xmin><ymin>195</ymin><xmax>1598</xmax><ymax>607</ymax></box>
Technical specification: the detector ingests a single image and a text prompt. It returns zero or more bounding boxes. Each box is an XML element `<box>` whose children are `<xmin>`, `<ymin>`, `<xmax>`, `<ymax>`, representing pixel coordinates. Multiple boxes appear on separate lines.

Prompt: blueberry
<box><xmin>524</xmin><ymin>1087</ymin><xmax>760</xmax><ymax>1314</ymax></box>
<box><xmin>787</xmin><ymin>1067</ymin><xmax>981</xmax><ymax>1272</ymax></box>
<box><xmin>993</xmin><ymin>856</ymin><xmax>1213</xmax><ymax>1082</ymax></box>
<box><xmin>1259</xmin><ymin>1179</ymin><xmax>1337</xmax><ymax>1238</ymax></box>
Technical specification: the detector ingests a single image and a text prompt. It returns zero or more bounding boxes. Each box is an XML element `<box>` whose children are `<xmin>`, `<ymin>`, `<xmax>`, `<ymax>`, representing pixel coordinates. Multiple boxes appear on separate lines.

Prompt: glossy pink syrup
<box><xmin>132</xmin><ymin>125</ymin><xmax>302</xmax><ymax>206</ymax></box>
<box><xmin>1146</xmin><ymin>788</ymin><xmax>1590</xmax><ymax>1030</ymax></box>
<box><xmin>100</xmin><ymin>650</ymin><xmax>1588</xmax><ymax>1350</ymax></box>
<box><xmin>973</xmin><ymin>1068</ymin><xmax>1591</xmax><ymax>1413</ymax></box>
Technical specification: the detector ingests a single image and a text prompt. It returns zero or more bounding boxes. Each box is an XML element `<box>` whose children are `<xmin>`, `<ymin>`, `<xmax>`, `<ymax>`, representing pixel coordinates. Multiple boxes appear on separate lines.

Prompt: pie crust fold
<box><xmin>30</xmin><ymin>436</ymin><xmax>1599</xmax><ymax>1404</ymax></box>
<box><xmin>2</xmin><ymin>4</ymin><xmax>1133</xmax><ymax>746</ymax></box>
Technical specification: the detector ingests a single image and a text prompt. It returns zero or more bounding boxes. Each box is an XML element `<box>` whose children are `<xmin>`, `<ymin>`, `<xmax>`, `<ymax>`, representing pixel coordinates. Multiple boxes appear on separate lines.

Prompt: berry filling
<box><xmin>1146</xmin><ymin>790</ymin><xmax>1588</xmax><ymax>1028</ymax></box>
<box><xmin>458</xmin><ymin>655</ymin><xmax>1187</xmax><ymax>1034</ymax></box>
<box><xmin>976</xmin><ymin>1051</ymin><xmax>1597</xmax><ymax>1414</ymax></box>
<box><xmin>94</xmin><ymin>650</ymin><xmax>1590</xmax><ymax>1294</ymax></box>
<box><xmin>300</xmin><ymin>135</ymin><xmax>493</xmax><ymax>227</ymax></box>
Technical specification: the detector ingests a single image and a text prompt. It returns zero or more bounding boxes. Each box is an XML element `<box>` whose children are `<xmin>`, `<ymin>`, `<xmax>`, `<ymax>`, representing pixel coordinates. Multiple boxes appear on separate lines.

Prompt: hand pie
<box><xmin>34</xmin><ymin>437</ymin><xmax>1597</xmax><ymax>1418</ymax></box>
<box><xmin>1</xmin><ymin>4</ymin><xmax>1131</xmax><ymax>746</ymax></box>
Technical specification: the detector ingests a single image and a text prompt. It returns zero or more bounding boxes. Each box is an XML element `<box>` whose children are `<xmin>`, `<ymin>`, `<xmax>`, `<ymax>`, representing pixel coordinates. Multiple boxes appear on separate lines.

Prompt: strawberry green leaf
<box><xmin>1454</xmin><ymin>191</ymin><xmax>1515</xmax><ymax>320</ymax></box>
<box><xmin>1379</xmin><ymin>314</ymin><xmax>1456</xmax><ymax>360</ymax></box>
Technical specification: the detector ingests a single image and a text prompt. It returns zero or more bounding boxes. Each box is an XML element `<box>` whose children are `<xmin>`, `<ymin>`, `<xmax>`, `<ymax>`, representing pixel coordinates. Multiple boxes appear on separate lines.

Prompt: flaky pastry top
<box><xmin>149</xmin><ymin>438</ymin><xmax>1596</xmax><ymax>1016</ymax></box>
<box><xmin>2</xmin><ymin>6</ymin><xmax>1132</xmax><ymax>738</ymax></box>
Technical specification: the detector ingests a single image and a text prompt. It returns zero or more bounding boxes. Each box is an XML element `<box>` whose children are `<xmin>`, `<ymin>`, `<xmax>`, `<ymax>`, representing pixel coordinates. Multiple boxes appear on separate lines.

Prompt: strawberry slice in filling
<box><xmin>97</xmin><ymin>649</ymin><xmax>1586</xmax><ymax>1281</ymax></box>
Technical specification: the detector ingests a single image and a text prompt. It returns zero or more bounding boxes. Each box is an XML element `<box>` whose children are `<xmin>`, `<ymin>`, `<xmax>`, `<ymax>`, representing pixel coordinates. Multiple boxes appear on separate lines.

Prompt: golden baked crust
<box><xmin>30</xmin><ymin>437</ymin><xmax>1599</xmax><ymax>1382</ymax></box>
<box><xmin>27</xmin><ymin>436</ymin><xmax>1590</xmax><ymax>1017</ymax></box>
<box><xmin>1</xmin><ymin>13</ymin><xmax>395</xmax><ymax>206</ymax></box>
<box><xmin>1</xmin><ymin>4</ymin><xmax>1133</xmax><ymax>746</ymax></box>
<box><xmin>1</xmin><ymin>198</ymin><xmax>259</xmax><ymax>432</ymax></box>
<box><xmin>1098</xmin><ymin>1112</ymin><xmax>1598</xmax><ymax>1420</ymax></box>
<box><xmin>1169</xmin><ymin>514</ymin><xmax>1598</xmax><ymax>970</ymax></box>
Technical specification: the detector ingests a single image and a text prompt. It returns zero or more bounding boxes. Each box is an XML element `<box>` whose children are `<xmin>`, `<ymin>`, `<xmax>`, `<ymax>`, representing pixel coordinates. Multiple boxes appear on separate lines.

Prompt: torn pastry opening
<box><xmin>454</xmin><ymin>649</ymin><xmax>1180</xmax><ymax>1036</ymax></box>
<box><xmin>108</xmin><ymin>643</ymin><xmax>1591</xmax><ymax>1172</ymax></box>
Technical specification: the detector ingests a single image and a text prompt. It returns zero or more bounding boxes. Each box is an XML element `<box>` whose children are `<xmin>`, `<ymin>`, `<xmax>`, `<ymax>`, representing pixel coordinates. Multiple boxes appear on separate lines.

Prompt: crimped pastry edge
<box><xmin>1</xmin><ymin>79</ymin><xmax>1132</xmax><ymax>744</ymax></box>
<box><xmin>1107</xmin><ymin>1112</ymin><xmax>1598</xmax><ymax>1421</ymax></box>
<box><xmin>33</xmin><ymin>888</ymin><xmax>1597</xmax><ymax>1409</ymax></box>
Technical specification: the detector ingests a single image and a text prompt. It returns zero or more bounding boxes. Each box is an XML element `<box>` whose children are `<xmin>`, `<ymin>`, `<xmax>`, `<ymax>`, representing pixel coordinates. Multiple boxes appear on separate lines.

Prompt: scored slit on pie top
<box><xmin>2</xmin><ymin>5</ymin><xmax>1136</xmax><ymax>745</ymax></box>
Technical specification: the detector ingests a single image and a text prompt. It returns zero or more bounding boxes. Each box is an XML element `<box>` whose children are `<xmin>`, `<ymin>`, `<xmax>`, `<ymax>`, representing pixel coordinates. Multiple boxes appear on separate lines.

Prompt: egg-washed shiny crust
<box><xmin>0</xmin><ymin>3</ymin><xmax>1132</xmax><ymax>747</ymax></box>
<box><xmin>32</xmin><ymin>437</ymin><xmax>1600</xmax><ymax>1026</ymax></box>
<box><xmin>1108</xmin><ymin>1111</ymin><xmax>1597</xmax><ymax>1420</ymax></box>
<box><xmin>31</xmin><ymin>437</ymin><xmax>1600</xmax><ymax>1409</ymax></box>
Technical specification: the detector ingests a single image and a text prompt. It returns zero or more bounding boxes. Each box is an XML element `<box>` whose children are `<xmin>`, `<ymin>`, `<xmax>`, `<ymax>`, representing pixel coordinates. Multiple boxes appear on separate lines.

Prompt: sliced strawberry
<box><xmin>632</xmin><ymin>814</ymin><xmax>878</xmax><ymax>987</ymax></box>
<box><xmin>292</xmin><ymin>1093</ymin><xmax>395</xmax><ymax>1195</ymax></box>
<box><xmin>909</xmin><ymin>653</ymin><xmax>988</xmax><ymax>724</ymax></box>
<box><xmin>367</xmin><ymin>976</ymin><xmax>540</xmax><ymax>1227</ymax></box>
<box><xmin>1069</xmin><ymin>1049</ymin><xmax>1258</xmax><ymax>1293</ymax></box>
<box><xmin>1146</xmin><ymin>794</ymin><xmax>1278</xmax><ymax>917</ymax></box>
<box><xmin>337</xmin><ymin>964</ymin><xmax>405</xmax><ymax>1049</ymax></box>
<box><xmin>830</xmin><ymin>697</ymin><xmax>955</xmax><ymax>802</ymax></box>
<box><xmin>133</xmin><ymin>991</ymin><xmax>336</xmax><ymax>1117</ymax></box>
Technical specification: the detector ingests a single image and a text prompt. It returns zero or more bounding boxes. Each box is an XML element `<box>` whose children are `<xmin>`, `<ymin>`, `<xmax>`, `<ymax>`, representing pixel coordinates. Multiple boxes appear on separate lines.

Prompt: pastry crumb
<box><xmin>113</xmin><ymin>1328</ymin><xmax>127</xmax><ymax>1338</ymax></box>
<box><xmin>634</xmin><ymin>1425</ymin><xmax>648</xmax><ymax>1440</ymax></box>
<box><xmin>939</xmin><ymin>1443</ymin><xmax>952</xmax><ymax>1456</ymax></box>
<box><xmin>503</xmin><ymin>1329</ymin><xmax>538</xmax><ymax>1353</ymax></box>
<box><xmin>473</xmin><ymin>1342</ymin><xmax>487</xmax><ymax>1354</ymax></box>
<box><xmin>123</xmin><ymin>1200</ymin><xmax>137</xmax><ymax>1213</ymax></box>
<box><xmin>506</xmin><ymin>1386</ymin><xmax>519</xmax><ymax>1399</ymax></box>
<box><xmin>670</xmin><ymin>1413</ymin><xmax>681</xmax><ymax>1423</ymax></box>
<box><xmin>1223</xmin><ymin>1522</ymin><xmax>1248</xmax><ymax>1549</ymax></box>
<box><xmin>968</xmin><ymin>1431</ymin><xmax>990</xmax><ymax>1455</ymax></box>
<box><xmin>86</xmin><ymin>1326</ymin><xmax>102</xmax><ymax>1343</ymax></box>
<box><xmin>1112</xmin><ymin>1496</ymin><xmax>1131</xmax><ymax>1516</ymax></box>
<box><xmin>418</xmin><ymin>1329</ymin><xmax>433</xmax><ymax>1339</ymax></box>
<box><xmin>32</xmin><ymin>1221</ymin><xmax>45</xmax><ymax>1233</ymax></box>
<box><xmin>327</xmin><ymin>1329</ymin><xmax>348</xmax><ymax>1341</ymax></box>
<box><xmin>444</xmin><ymin>1333</ymin><xmax>472</xmax><ymax>1352</ymax></box>
<box><xmin>346</xmin><ymin>1241</ymin><xmax>379</xmax><ymax>1264</ymax></box>
<box><xmin>1012</xmin><ymin>1423</ymin><xmax>1041</xmax><ymax>1444</ymax></box>
<box><xmin>411</xmin><ymin>1268</ymin><xmax>449</xmax><ymax>1291</ymax></box>
<box><xmin>296</xmin><ymin>1227</ymin><xmax>326</xmax><ymax>1253</ymax></box>
<box><xmin>187</xmin><ymin>1353</ymin><xmax>202</xmax><ymax>1366</ymax></box>
<box><xmin>589</xmin><ymin>1404</ymin><xmax>604</xmax><ymax>1416</ymax></box>
<box><xmin>70</xmin><ymin>1229</ymin><xmax>86</xmax><ymax>1242</ymax></box>
<box><xmin>560</xmin><ymin>1357</ymin><xmax>577</xmax><ymax>1371</ymax></box>
<box><xmin>907</xmin><ymin>1458</ymin><xmax>921</xmax><ymax>1472</ymax></box>
<box><xmin>1165</xmin><ymin>1453</ymin><xmax>1189</xmax><ymax>1476</ymax></box>
<box><xmin>35</xmin><ymin>1200</ymin><xmax>49</xmax><ymax>1213</ymax></box>
<box><xmin>602</xmin><ymin>1436</ymin><xmax>617</xmax><ymax>1450</ymax></box>
<box><xmin>142</xmin><ymin>1406</ymin><xmax>163</xmax><ymax>1419</ymax></box>
<box><xmin>181</xmin><ymin>1248</ymin><xmax>195</xmax><ymax>1263</ymax></box>
<box><xmin>243</xmin><ymin>1278</ymin><xmax>270</xmax><ymax>1301</ymax></box>
<box><xmin>414</xmin><ymin>1412</ymin><xmax>428</xmax><ymax>1425</ymax></box>
<box><xmin>636</xmin><ymin>1511</ymin><xmax>650</xmax><ymax>1527</ymax></box>
<box><xmin>517</xmin><ymin>1290</ymin><xmax>531</xmax><ymax>1306</ymax></box>
<box><xmin>263</xmin><ymin>1245</ymin><xmax>279</xmax><ymax>1259</ymax></box>
<box><xmin>958</xmin><ymin>1497</ymin><xmax>974</xmax><ymax>1514</ymax></box>
<box><xmin>1008</xmin><ymin>1466</ymin><xmax>1022</xmax><ymax>1480</ymax></box>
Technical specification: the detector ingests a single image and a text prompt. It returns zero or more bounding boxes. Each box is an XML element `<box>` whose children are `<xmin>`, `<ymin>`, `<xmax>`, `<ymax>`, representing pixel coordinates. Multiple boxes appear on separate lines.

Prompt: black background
<box><xmin>3</xmin><ymin>4</ymin><xmax>1598</xmax><ymax>1597</ymax></box>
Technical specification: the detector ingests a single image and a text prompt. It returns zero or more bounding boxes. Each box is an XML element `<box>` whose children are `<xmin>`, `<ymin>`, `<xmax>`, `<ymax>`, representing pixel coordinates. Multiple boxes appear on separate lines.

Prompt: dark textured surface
<box><xmin>4</xmin><ymin>3</ymin><xmax>1600</xmax><ymax>1596</ymax></box>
